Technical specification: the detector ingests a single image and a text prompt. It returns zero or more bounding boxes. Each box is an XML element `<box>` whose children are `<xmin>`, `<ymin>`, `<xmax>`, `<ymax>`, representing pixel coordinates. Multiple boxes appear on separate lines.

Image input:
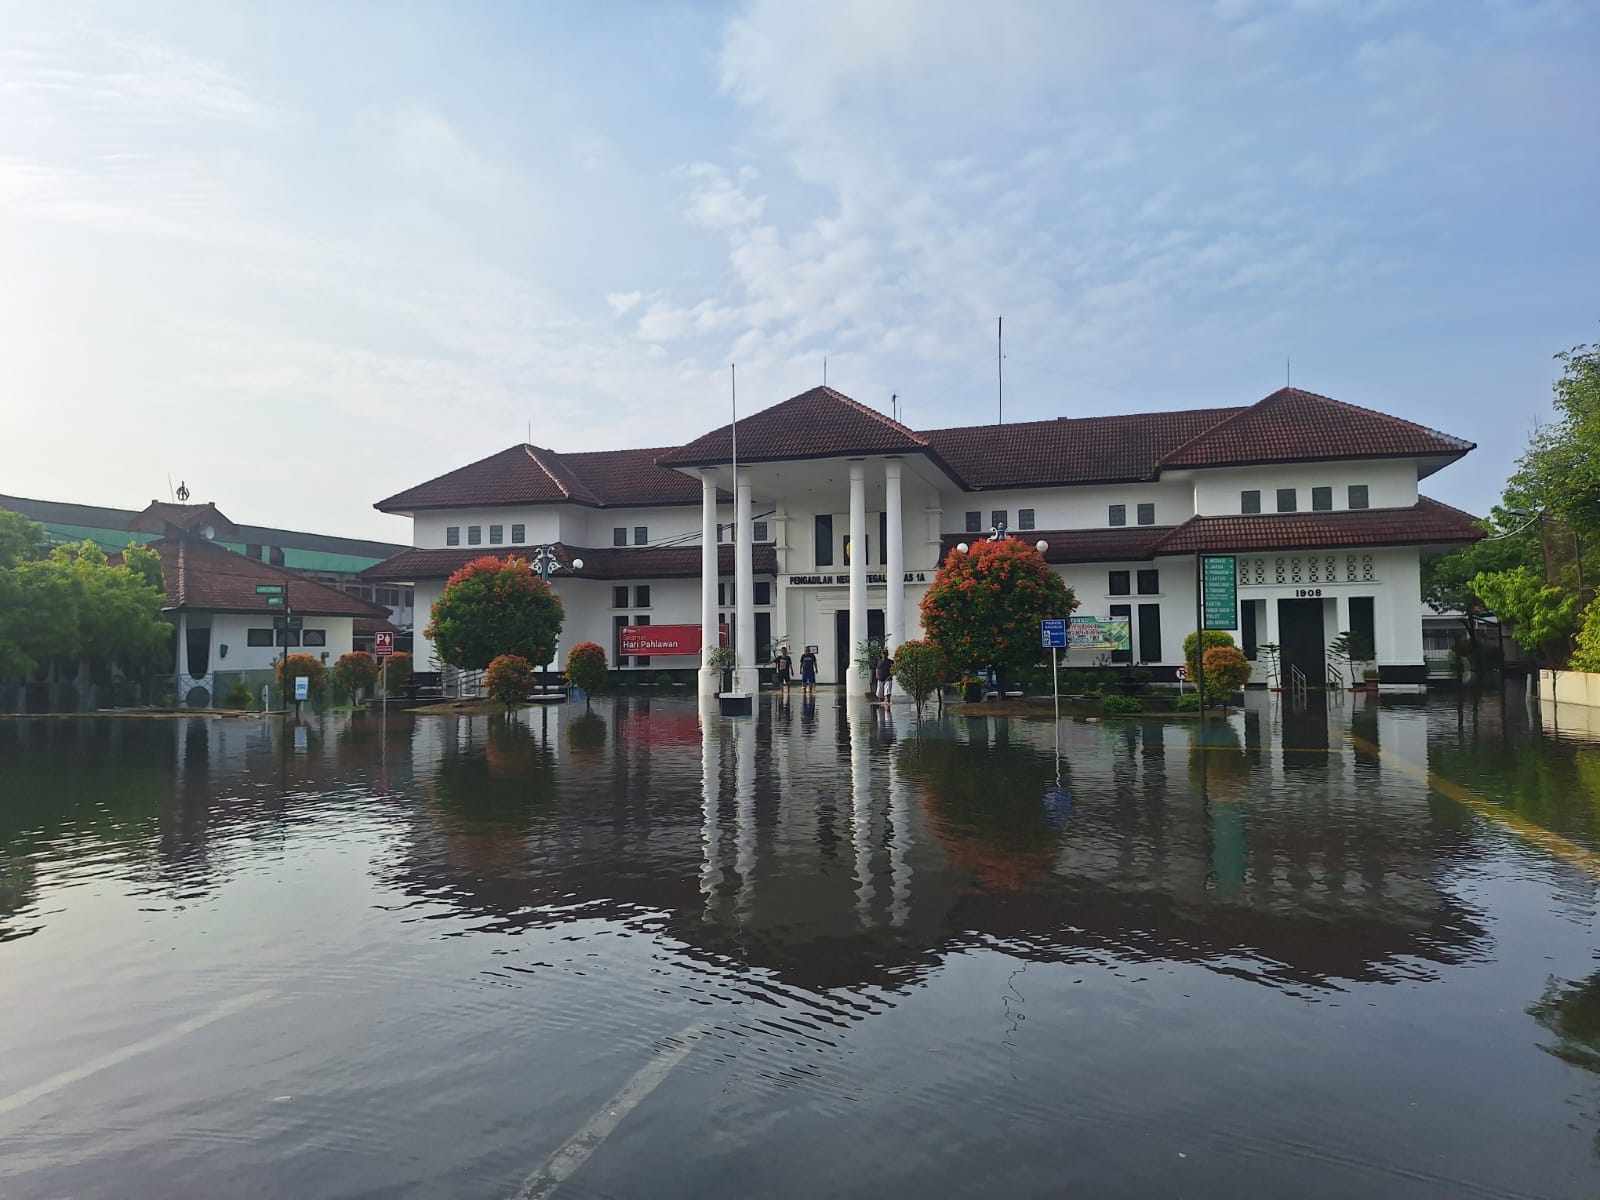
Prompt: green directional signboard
<box><xmin>255</xmin><ymin>584</ymin><xmax>284</xmax><ymax>595</ymax></box>
<box><xmin>1202</xmin><ymin>555</ymin><xmax>1238</xmax><ymax>630</ymax></box>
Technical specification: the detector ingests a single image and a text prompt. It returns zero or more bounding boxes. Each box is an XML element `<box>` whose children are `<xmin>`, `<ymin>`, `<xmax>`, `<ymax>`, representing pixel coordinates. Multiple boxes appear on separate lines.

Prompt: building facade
<box><xmin>366</xmin><ymin>386</ymin><xmax>1481</xmax><ymax>692</ymax></box>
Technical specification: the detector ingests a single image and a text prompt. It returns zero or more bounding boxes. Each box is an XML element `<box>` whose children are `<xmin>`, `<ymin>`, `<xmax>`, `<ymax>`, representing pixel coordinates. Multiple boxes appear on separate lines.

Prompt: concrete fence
<box><xmin>1538</xmin><ymin>670</ymin><xmax>1600</xmax><ymax>708</ymax></box>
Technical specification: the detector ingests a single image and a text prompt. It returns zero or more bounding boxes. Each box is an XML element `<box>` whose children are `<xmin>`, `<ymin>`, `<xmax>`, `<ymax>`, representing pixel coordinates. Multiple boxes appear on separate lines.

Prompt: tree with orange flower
<box><xmin>920</xmin><ymin>538</ymin><xmax>1076</xmax><ymax>688</ymax></box>
<box><xmin>425</xmin><ymin>555</ymin><xmax>565</xmax><ymax>670</ymax></box>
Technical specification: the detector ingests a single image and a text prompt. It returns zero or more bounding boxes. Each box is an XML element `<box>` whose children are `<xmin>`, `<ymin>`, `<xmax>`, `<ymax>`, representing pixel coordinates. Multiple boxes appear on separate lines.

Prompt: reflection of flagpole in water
<box><xmin>734</xmin><ymin>711</ymin><xmax>757</xmax><ymax>923</ymax></box>
<box><xmin>699</xmin><ymin>699</ymin><xmax>724</xmax><ymax>922</ymax></box>
<box><xmin>851</xmin><ymin>705</ymin><xmax>873</xmax><ymax>926</ymax></box>
<box><xmin>886</xmin><ymin>711</ymin><xmax>910</xmax><ymax>927</ymax></box>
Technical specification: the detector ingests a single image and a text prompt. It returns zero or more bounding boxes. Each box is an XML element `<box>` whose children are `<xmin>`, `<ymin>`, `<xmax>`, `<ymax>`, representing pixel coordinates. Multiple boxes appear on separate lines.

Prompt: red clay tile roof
<box><xmin>1149</xmin><ymin>498</ymin><xmax>1484</xmax><ymax>554</ymax></box>
<box><xmin>128</xmin><ymin>502</ymin><xmax>240</xmax><ymax>539</ymax></box>
<box><xmin>923</xmin><ymin>409</ymin><xmax>1242</xmax><ymax>488</ymax></box>
<box><xmin>1159</xmin><ymin>388</ymin><xmax>1473</xmax><ymax>472</ymax></box>
<box><xmin>136</xmin><ymin>536</ymin><xmax>390</xmax><ymax>617</ymax></box>
<box><xmin>375</xmin><ymin>445</ymin><xmax>719</xmax><ymax>513</ymax></box>
<box><xmin>939</xmin><ymin>527</ymin><xmax>1177</xmax><ymax>564</ymax></box>
<box><xmin>657</xmin><ymin>386</ymin><xmax>932</xmax><ymax>467</ymax></box>
<box><xmin>373</xmin><ymin>386</ymin><xmax>1476</xmax><ymax>511</ymax></box>
<box><xmin>362</xmin><ymin>543</ymin><xmax>777</xmax><ymax>582</ymax></box>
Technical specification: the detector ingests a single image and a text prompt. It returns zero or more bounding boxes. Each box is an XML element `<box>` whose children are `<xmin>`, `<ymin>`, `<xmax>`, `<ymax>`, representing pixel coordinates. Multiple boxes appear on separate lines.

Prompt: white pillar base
<box><xmin>732</xmin><ymin>666</ymin><xmax>761</xmax><ymax>694</ymax></box>
<box><xmin>845</xmin><ymin>665</ymin><xmax>867</xmax><ymax>694</ymax></box>
<box><xmin>699</xmin><ymin>666</ymin><xmax>721</xmax><ymax>696</ymax></box>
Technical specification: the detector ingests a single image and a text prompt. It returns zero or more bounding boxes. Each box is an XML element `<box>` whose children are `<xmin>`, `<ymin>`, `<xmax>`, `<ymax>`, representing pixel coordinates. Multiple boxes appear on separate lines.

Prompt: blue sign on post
<box><xmin>1041</xmin><ymin>618</ymin><xmax>1067</xmax><ymax>649</ymax></box>
<box><xmin>294</xmin><ymin>676</ymin><xmax>309</xmax><ymax>702</ymax></box>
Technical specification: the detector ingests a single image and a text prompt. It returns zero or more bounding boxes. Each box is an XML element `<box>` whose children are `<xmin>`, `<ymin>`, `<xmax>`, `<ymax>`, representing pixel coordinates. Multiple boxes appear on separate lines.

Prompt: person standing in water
<box><xmin>873</xmin><ymin>649</ymin><xmax>894</xmax><ymax>704</ymax></box>
<box><xmin>772</xmin><ymin>645</ymin><xmax>793</xmax><ymax>689</ymax></box>
<box><xmin>799</xmin><ymin>645</ymin><xmax>818</xmax><ymax>691</ymax></box>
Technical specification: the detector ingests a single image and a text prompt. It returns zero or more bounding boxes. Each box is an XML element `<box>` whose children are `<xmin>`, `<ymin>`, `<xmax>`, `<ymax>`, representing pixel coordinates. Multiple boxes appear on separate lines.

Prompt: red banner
<box><xmin>619</xmin><ymin>624</ymin><xmax>722</xmax><ymax>655</ymax></box>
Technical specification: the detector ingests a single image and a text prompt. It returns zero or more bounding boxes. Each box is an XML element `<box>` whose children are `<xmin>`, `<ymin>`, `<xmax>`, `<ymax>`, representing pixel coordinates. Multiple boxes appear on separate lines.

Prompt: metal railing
<box><xmin>1289</xmin><ymin>663</ymin><xmax>1308</xmax><ymax>705</ymax></box>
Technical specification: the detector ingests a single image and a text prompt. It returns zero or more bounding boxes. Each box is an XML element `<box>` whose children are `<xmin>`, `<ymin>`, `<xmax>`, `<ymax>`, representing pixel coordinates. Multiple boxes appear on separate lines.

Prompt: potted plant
<box><xmin>1362</xmin><ymin>667</ymin><xmax>1381</xmax><ymax>693</ymax></box>
<box><xmin>705</xmin><ymin>643</ymin><xmax>737</xmax><ymax>693</ymax></box>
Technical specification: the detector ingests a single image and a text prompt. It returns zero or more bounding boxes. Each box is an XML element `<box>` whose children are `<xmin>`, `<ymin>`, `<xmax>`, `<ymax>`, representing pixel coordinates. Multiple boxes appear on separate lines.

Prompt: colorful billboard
<box><xmin>1067</xmin><ymin>616</ymin><xmax>1131</xmax><ymax>651</ymax></box>
<box><xmin>618</xmin><ymin>624</ymin><xmax>723</xmax><ymax>656</ymax></box>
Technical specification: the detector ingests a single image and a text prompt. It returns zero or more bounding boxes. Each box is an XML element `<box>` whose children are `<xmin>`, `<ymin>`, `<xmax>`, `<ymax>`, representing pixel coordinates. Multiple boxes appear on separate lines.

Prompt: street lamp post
<box><xmin>528</xmin><ymin>545</ymin><xmax>584</xmax><ymax>691</ymax></box>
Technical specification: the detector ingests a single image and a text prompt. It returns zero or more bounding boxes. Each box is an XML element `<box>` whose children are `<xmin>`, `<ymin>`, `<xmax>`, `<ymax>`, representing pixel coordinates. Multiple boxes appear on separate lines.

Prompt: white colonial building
<box><xmin>366</xmin><ymin>386</ymin><xmax>1480</xmax><ymax>693</ymax></box>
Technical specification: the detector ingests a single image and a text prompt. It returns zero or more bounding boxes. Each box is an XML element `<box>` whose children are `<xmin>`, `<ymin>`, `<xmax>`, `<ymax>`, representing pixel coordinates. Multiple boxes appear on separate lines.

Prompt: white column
<box><xmin>846</xmin><ymin>460</ymin><xmax>867</xmax><ymax>693</ymax></box>
<box><xmin>175</xmin><ymin>609</ymin><xmax>188</xmax><ymax>703</ymax></box>
<box><xmin>885</xmin><ymin>459</ymin><xmax>904</xmax><ymax>653</ymax></box>
<box><xmin>734</xmin><ymin>468</ymin><xmax>758</xmax><ymax>693</ymax></box>
<box><xmin>699</xmin><ymin>470</ymin><xmax>719</xmax><ymax>696</ymax></box>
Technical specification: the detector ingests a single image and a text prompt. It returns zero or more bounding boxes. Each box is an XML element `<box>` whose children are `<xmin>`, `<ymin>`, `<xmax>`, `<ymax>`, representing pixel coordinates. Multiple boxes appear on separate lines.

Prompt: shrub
<box><xmin>221</xmin><ymin>680</ymin><xmax>255</xmax><ymax>710</ymax></box>
<box><xmin>1183</xmin><ymin>630</ymin><xmax>1236</xmax><ymax>680</ymax></box>
<box><xmin>1202</xmin><ymin>645</ymin><xmax>1252</xmax><ymax>703</ymax></box>
<box><xmin>920</xmin><ymin>538</ymin><xmax>1078</xmax><ymax>678</ymax></box>
<box><xmin>892</xmin><ymin>640</ymin><xmax>948</xmax><ymax>717</ymax></box>
<box><xmin>1174</xmin><ymin>691</ymin><xmax>1200</xmax><ymax>712</ymax></box>
<box><xmin>484</xmin><ymin>653</ymin><xmax>535</xmax><ymax>709</ymax></box>
<box><xmin>564</xmin><ymin>642</ymin><xmax>608</xmax><ymax>709</ymax></box>
<box><xmin>378</xmin><ymin>651</ymin><xmax>412</xmax><ymax>694</ymax></box>
<box><xmin>275</xmin><ymin>653</ymin><xmax>327</xmax><ymax>705</ymax></box>
<box><xmin>333</xmin><ymin>651</ymin><xmax>379</xmax><ymax>702</ymax></box>
<box><xmin>1102</xmin><ymin>694</ymin><xmax>1143</xmax><ymax>715</ymax></box>
<box><xmin>425</xmin><ymin>555</ymin><xmax>565</xmax><ymax>670</ymax></box>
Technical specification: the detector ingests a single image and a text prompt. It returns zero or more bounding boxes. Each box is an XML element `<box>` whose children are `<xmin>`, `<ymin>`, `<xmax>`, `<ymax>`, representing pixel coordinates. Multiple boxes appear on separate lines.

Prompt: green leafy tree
<box><xmin>563</xmin><ymin>641</ymin><xmax>608</xmax><ymax>710</ymax></box>
<box><xmin>424</xmin><ymin>555</ymin><xmax>565</xmax><ymax>671</ymax></box>
<box><xmin>1509</xmin><ymin>343</ymin><xmax>1600</xmax><ymax>543</ymax></box>
<box><xmin>1567</xmin><ymin>594</ymin><xmax>1600</xmax><ymax>673</ymax></box>
<box><xmin>275</xmin><ymin>653</ymin><xmax>328</xmax><ymax>709</ymax></box>
<box><xmin>333</xmin><ymin>651</ymin><xmax>379</xmax><ymax>701</ymax></box>
<box><xmin>484</xmin><ymin>653</ymin><xmax>535</xmax><ymax>710</ymax></box>
<box><xmin>891</xmin><ymin>640</ymin><xmax>948</xmax><ymax>718</ymax></box>
<box><xmin>1470</xmin><ymin>566</ymin><xmax>1579</xmax><ymax>669</ymax></box>
<box><xmin>0</xmin><ymin>510</ymin><xmax>44</xmax><ymax>567</ymax></box>
<box><xmin>379</xmin><ymin>650</ymin><xmax>412</xmax><ymax>694</ymax></box>
<box><xmin>920</xmin><ymin>539</ymin><xmax>1077</xmax><ymax>685</ymax></box>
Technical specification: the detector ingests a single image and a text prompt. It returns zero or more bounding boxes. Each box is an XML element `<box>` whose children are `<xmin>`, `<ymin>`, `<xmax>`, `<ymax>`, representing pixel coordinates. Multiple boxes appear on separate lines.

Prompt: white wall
<box><xmin>1190</xmin><ymin>460</ymin><xmax>1418</xmax><ymax>516</ymax></box>
<box><xmin>581</xmin><ymin>506</ymin><xmax>702</xmax><ymax>550</ymax></box>
<box><xmin>210</xmin><ymin>613</ymin><xmax>355</xmax><ymax>672</ymax></box>
<box><xmin>940</xmin><ymin>481</ymin><xmax>1194</xmax><ymax>535</ymax></box>
<box><xmin>411</xmin><ymin>508</ymin><xmax>562</xmax><ymax>550</ymax></box>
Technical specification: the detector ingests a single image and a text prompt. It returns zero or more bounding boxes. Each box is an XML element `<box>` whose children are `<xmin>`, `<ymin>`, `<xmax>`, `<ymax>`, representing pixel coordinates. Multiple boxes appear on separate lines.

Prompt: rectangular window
<box><xmin>613</xmin><ymin>614</ymin><xmax>630</xmax><ymax>668</ymax></box>
<box><xmin>302</xmin><ymin>629</ymin><xmax>327</xmax><ymax>647</ymax></box>
<box><xmin>1109</xmin><ymin>570</ymin><xmax>1131</xmax><ymax>596</ymax></box>
<box><xmin>614</xmin><ymin>527</ymin><xmax>628</xmax><ymax>547</ymax></box>
<box><xmin>1018</xmin><ymin>508</ymin><xmax>1035</xmax><ymax>530</ymax></box>
<box><xmin>991</xmin><ymin>510</ymin><xmax>1007</xmax><ymax>532</ymax></box>
<box><xmin>1137</xmin><ymin>568</ymin><xmax>1160</xmax><ymax>595</ymax></box>
<box><xmin>634</xmin><ymin>526</ymin><xmax>648</xmax><ymax>546</ymax></box>
<box><xmin>717</xmin><ymin>583</ymin><xmax>728</xmax><ymax>607</ymax></box>
<box><xmin>511</xmin><ymin>523</ymin><xmax>525</xmax><ymax>544</ymax></box>
<box><xmin>275</xmin><ymin>629</ymin><xmax>301</xmax><ymax>647</ymax></box>
<box><xmin>879</xmin><ymin>512</ymin><xmax>888</xmax><ymax>564</ymax></box>
<box><xmin>1312</xmin><ymin>487</ymin><xmax>1332</xmax><ymax>512</ymax></box>
<box><xmin>1276</xmin><ymin>488</ymin><xmax>1297</xmax><ymax>513</ymax></box>
<box><xmin>1348</xmin><ymin>484</ymin><xmax>1369</xmax><ymax>510</ymax></box>
<box><xmin>1109</xmin><ymin>504</ymin><xmax>1126</xmax><ymax>526</ymax></box>
<box><xmin>1136</xmin><ymin>502</ymin><xmax>1155</xmax><ymax>526</ymax></box>
<box><xmin>753</xmin><ymin>520</ymin><xmax>769</xmax><ymax>543</ymax></box>
<box><xmin>1109</xmin><ymin>603</ymin><xmax>1132</xmax><ymax>664</ymax></box>
<box><xmin>468</xmin><ymin>525</ymin><xmax>482</xmax><ymax>545</ymax></box>
<box><xmin>815</xmin><ymin>515</ymin><xmax>834</xmax><ymax>566</ymax></box>
<box><xmin>753</xmin><ymin>581</ymin><xmax>771</xmax><ymax>606</ymax></box>
<box><xmin>489</xmin><ymin>524</ymin><xmax>504</xmax><ymax>544</ymax></box>
<box><xmin>965</xmin><ymin>511</ymin><xmax>982</xmax><ymax>533</ymax></box>
<box><xmin>755</xmin><ymin>612</ymin><xmax>772</xmax><ymax>663</ymax></box>
<box><xmin>634</xmin><ymin>585</ymin><xmax>651</xmax><ymax>608</ymax></box>
<box><xmin>633</xmin><ymin>614</ymin><xmax>650</xmax><ymax>666</ymax></box>
<box><xmin>247</xmin><ymin>628</ymin><xmax>274</xmax><ymax>647</ymax></box>
<box><xmin>446</xmin><ymin>526</ymin><xmax>460</xmax><ymax>546</ymax></box>
<box><xmin>1242</xmin><ymin>598</ymin><xmax>1259</xmax><ymax>660</ymax></box>
<box><xmin>1241</xmin><ymin>490</ymin><xmax>1261</xmax><ymax>514</ymax></box>
<box><xmin>613</xmin><ymin>586</ymin><xmax>630</xmax><ymax>609</ymax></box>
<box><xmin>1137</xmin><ymin>603</ymin><xmax>1162</xmax><ymax>663</ymax></box>
<box><xmin>1349</xmin><ymin>596</ymin><xmax>1376</xmax><ymax>659</ymax></box>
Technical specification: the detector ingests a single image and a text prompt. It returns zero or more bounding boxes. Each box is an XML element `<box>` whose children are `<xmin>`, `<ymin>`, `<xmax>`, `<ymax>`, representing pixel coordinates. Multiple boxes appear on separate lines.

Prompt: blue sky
<box><xmin>2</xmin><ymin>0</ymin><xmax>1595</xmax><ymax>539</ymax></box>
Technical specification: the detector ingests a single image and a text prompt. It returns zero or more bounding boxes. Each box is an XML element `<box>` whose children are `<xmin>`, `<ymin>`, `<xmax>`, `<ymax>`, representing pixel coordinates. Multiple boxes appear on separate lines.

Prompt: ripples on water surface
<box><xmin>1</xmin><ymin>692</ymin><xmax>1598</xmax><ymax>1198</ymax></box>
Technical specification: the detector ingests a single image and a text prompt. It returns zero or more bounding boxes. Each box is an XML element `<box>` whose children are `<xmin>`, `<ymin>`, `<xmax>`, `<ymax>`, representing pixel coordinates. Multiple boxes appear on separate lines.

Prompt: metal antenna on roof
<box><xmin>891</xmin><ymin>392</ymin><xmax>897</xmax><ymax>422</ymax></box>
<box><xmin>1286</xmin><ymin>356</ymin><xmax>1291</xmax><ymax>387</ymax></box>
<box><xmin>997</xmin><ymin>316</ymin><xmax>1004</xmax><ymax>425</ymax></box>
<box><xmin>823</xmin><ymin>356</ymin><xmax>827</xmax><ymax>387</ymax></box>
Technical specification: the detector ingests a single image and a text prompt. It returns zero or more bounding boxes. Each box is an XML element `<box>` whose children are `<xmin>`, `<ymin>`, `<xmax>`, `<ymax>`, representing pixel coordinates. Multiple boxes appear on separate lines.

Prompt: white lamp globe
<box><xmin>956</xmin><ymin>542</ymin><xmax>969</xmax><ymax>554</ymax></box>
<box><xmin>572</xmin><ymin>557</ymin><xmax>585</xmax><ymax>570</ymax></box>
<box><xmin>1036</xmin><ymin>540</ymin><xmax>1049</xmax><ymax>554</ymax></box>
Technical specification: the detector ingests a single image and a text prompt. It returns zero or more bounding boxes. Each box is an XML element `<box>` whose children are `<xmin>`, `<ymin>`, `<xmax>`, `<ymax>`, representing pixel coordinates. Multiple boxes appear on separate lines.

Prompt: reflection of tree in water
<box><xmin>0</xmin><ymin>853</ymin><xmax>38</xmax><ymax>941</ymax></box>
<box><xmin>896</xmin><ymin>734</ymin><xmax>1060</xmax><ymax>892</ymax></box>
<box><xmin>1529</xmin><ymin>971</ymin><xmax>1600</xmax><ymax>1155</ymax></box>
<box><xmin>566</xmin><ymin>712</ymin><xmax>607</xmax><ymax>754</ymax></box>
<box><xmin>1531</xmin><ymin>972</ymin><xmax>1600</xmax><ymax>1072</ymax></box>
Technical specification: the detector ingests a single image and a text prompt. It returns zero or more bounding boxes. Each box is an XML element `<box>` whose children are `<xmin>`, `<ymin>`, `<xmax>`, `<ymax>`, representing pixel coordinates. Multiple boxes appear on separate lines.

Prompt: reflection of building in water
<box><xmin>384</xmin><ymin>695</ymin><xmax>1489</xmax><ymax>1000</ymax></box>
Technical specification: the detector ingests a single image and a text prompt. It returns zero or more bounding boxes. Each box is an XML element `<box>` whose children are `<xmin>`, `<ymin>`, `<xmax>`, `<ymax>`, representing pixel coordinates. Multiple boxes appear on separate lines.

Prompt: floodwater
<box><xmin>1</xmin><ymin>692</ymin><xmax>1598</xmax><ymax>1199</ymax></box>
